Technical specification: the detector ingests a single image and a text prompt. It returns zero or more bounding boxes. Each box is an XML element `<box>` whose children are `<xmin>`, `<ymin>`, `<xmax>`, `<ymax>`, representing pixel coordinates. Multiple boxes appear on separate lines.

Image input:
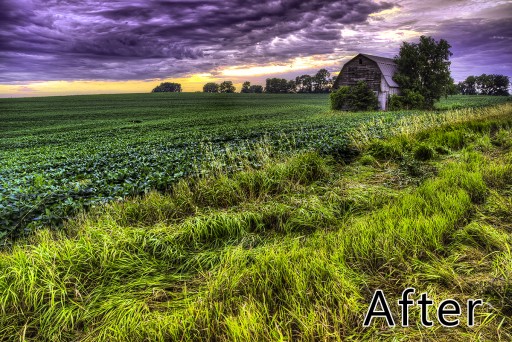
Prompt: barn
<box><xmin>332</xmin><ymin>53</ymin><xmax>400</xmax><ymax>110</ymax></box>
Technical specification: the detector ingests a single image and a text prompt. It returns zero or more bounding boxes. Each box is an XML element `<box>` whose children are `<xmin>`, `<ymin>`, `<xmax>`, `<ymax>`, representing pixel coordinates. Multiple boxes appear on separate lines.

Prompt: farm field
<box><xmin>1</xmin><ymin>93</ymin><xmax>510</xmax><ymax>240</ymax></box>
<box><xmin>0</xmin><ymin>100</ymin><xmax>511</xmax><ymax>340</ymax></box>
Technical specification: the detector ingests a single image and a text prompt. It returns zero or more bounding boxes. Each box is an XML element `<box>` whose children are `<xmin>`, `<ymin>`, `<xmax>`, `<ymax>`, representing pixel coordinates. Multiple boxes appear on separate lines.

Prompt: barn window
<box><xmin>359</xmin><ymin>58</ymin><xmax>363</xmax><ymax>65</ymax></box>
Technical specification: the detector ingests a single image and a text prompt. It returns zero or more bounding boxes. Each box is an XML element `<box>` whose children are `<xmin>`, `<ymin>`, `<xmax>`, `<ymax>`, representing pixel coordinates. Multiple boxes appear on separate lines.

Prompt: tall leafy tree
<box><xmin>203</xmin><ymin>82</ymin><xmax>219</xmax><ymax>93</ymax></box>
<box><xmin>393</xmin><ymin>36</ymin><xmax>453</xmax><ymax>109</ymax></box>
<box><xmin>240</xmin><ymin>82</ymin><xmax>263</xmax><ymax>93</ymax></box>
<box><xmin>458</xmin><ymin>74</ymin><xmax>509</xmax><ymax>95</ymax></box>
<box><xmin>476</xmin><ymin>74</ymin><xmax>494</xmax><ymax>95</ymax></box>
<box><xmin>477</xmin><ymin>74</ymin><xmax>510</xmax><ymax>95</ymax></box>
<box><xmin>457</xmin><ymin>76</ymin><xmax>478</xmax><ymax>95</ymax></box>
<box><xmin>313</xmin><ymin>68</ymin><xmax>331</xmax><ymax>93</ymax></box>
<box><xmin>151</xmin><ymin>82</ymin><xmax>182</xmax><ymax>93</ymax></box>
<box><xmin>444</xmin><ymin>77</ymin><xmax>459</xmax><ymax>96</ymax></box>
<box><xmin>490</xmin><ymin>74</ymin><xmax>510</xmax><ymax>96</ymax></box>
<box><xmin>219</xmin><ymin>81</ymin><xmax>236</xmax><ymax>93</ymax></box>
<box><xmin>295</xmin><ymin>75</ymin><xmax>313</xmax><ymax>93</ymax></box>
<box><xmin>287</xmin><ymin>80</ymin><xmax>297</xmax><ymax>93</ymax></box>
<box><xmin>241</xmin><ymin>81</ymin><xmax>251</xmax><ymax>93</ymax></box>
<box><xmin>249</xmin><ymin>85</ymin><xmax>263</xmax><ymax>93</ymax></box>
<box><xmin>265</xmin><ymin>78</ymin><xmax>290</xmax><ymax>93</ymax></box>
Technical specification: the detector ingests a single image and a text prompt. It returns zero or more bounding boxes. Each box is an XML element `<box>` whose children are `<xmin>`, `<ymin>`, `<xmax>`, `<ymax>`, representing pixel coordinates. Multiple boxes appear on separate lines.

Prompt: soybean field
<box><xmin>0</xmin><ymin>93</ymin><xmax>509</xmax><ymax>239</ymax></box>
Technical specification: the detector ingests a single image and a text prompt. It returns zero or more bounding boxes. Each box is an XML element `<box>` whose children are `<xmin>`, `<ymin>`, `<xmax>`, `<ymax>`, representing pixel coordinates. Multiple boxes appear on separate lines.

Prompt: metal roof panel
<box><xmin>360</xmin><ymin>53</ymin><xmax>399</xmax><ymax>88</ymax></box>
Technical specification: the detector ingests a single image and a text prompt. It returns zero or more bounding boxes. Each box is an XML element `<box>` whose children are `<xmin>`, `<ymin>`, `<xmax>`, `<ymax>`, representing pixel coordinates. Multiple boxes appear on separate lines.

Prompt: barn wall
<box><xmin>336</xmin><ymin>55</ymin><xmax>382</xmax><ymax>92</ymax></box>
<box><xmin>379</xmin><ymin>76</ymin><xmax>390</xmax><ymax>110</ymax></box>
<box><xmin>378</xmin><ymin>92</ymin><xmax>387</xmax><ymax>110</ymax></box>
<box><xmin>378</xmin><ymin>77</ymin><xmax>401</xmax><ymax>110</ymax></box>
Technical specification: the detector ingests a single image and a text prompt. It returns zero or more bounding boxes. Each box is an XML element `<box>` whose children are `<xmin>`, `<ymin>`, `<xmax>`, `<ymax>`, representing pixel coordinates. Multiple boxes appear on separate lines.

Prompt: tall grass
<box><xmin>349</xmin><ymin>103</ymin><xmax>512</xmax><ymax>149</ymax></box>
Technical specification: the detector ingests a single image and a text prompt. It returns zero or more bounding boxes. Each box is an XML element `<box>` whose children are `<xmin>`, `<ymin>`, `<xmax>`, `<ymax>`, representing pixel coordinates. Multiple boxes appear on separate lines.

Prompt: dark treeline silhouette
<box><xmin>199</xmin><ymin>69</ymin><xmax>333</xmax><ymax>95</ymax></box>
<box><xmin>203</xmin><ymin>81</ymin><xmax>236</xmax><ymax>93</ymax></box>
<box><xmin>264</xmin><ymin>78</ymin><xmax>296</xmax><ymax>93</ymax></box>
<box><xmin>152</xmin><ymin>82</ymin><xmax>182</xmax><ymax>93</ymax></box>
<box><xmin>265</xmin><ymin>69</ymin><xmax>333</xmax><ymax>94</ymax></box>
<box><xmin>457</xmin><ymin>74</ymin><xmax>510</xmax><ymax>96</ymax></box>
<box><xmin>241</xmin><ymin>81</ymin><xmax>263</xmax><ymax>93</ymax></box>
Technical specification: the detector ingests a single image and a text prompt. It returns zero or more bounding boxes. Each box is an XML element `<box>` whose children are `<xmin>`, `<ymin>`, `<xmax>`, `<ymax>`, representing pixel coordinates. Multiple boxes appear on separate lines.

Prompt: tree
<box><xmin>295</xmin><ymin>69</ymin><xmax>332</xmax><ymax>93</ymax></box>
<box><xmin>489</xmin><ymin>74</ymin><xmax>510</xmax><ymax>96</ymax></box>
<box><xmin>203</xmin><ymin>82</ymin><xmax>219</xmax><ymax>93</ymax></box>
<box><xmin>241</xmin><ymin>81</ymin><xmax>251</xmax><ymax>93</ymax></box>
<box><xmin>295</xmin><ymin>75</ymin><xmax>313</xmax><ymax>93</ymax></box>
<box><xmin>445</xmin><ymin>77</ymin><xmax>459</xmax><ymax>96</ymax></box>
<box><xmin>240</xmin><ymin>81</ymin><xmax>263</xmax><ymax>93</ymax></box>
<box><xmin>313</xmin><ymin>68</ymin><xmax>331</xmax><ymax>93</ymax></box>
<box><xmin>265</xmin><ymin>78</ymin><xmax>289</xmax><ymax>93</ymax></box>
<box><xmin>393</xmin><ymin>36</ymin><xmax>453</xmax><ymax>109</ymax></box>
<box><xmin>330</xmin><ymin>81</ymin><xmax>379</xmax><ymax>111</ymax></box>
<box><xmin>219</xmin><ymin>81</ymin><xmax>236</xmax><ymax>93</ymax></box>
<box><xmin>151</xmin><ymin>82</ymin><xmax>182</xmax><ymax>93</ymax></box>
<box><xmin>477</xmin><ymin>74</ymin><xmax>509</xmax><ymax>95</ymax></box>
<box><xmin>476</xmin><ymin>74</ymin><xmax>493</xmax><ymax>95</ymax></box>
<box><xmin>458</xmin><ymin>74</ymin><xmax>509</xmax><ymax>96</ymax></box>
<box><xmin>457</xmin><ymin>76</ymin><xmax>477</xmax><ymax>95</ymax></box>
<box><xmin>287</xmin><ymin>80</ymin><xmax>297</xmax><ymax>93</ymax></box>
<box><xmin>249</xmin><ymin>85</ymin><xmax>263</xmax><ymax>93</ymax></box>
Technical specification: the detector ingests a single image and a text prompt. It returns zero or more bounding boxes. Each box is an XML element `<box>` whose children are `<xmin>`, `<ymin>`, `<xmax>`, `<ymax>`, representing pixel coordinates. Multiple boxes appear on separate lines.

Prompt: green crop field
<box><xmin>2</xmin><ymin>93</ymin><xmax>510</xmax><ymax>240</ymax></box>
<box><xmin>0</xmin><ymin>94</ymin><xmax>511</xmax><ymax>341</ymax></box>
<box><xmin>4</xmin><ymin>93</ymin><xmax>508</xmax><ymax>240</ymax></box>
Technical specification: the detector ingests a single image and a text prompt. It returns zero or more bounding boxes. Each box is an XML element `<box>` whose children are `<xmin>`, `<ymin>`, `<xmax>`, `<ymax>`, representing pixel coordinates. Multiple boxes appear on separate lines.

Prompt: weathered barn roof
<box><xmin>357</xmin><ymin>53</ymin><xmax>399</xmax><ymax>88</ymax></box>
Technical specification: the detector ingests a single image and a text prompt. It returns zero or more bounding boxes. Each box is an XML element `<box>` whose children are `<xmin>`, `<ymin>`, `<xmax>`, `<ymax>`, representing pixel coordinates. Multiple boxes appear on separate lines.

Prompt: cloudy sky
<box><xmin>0</xmin><ymin>0</ymin><xmax>511</xmax><ymax>97</ymax></box>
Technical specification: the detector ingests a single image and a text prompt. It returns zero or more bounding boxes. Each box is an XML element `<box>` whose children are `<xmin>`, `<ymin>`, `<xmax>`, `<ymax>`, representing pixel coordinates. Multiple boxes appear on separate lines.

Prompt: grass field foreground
<box><xmin>0</xmin><ymin>102</ymin><xmax>511</xmax><ymax>340</ymax></box>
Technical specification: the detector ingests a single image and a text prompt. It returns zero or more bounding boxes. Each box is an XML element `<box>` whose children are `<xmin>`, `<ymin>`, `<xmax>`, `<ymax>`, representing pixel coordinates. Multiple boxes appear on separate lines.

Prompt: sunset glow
<box><xmin>1</xmin><ymin>0</ymin><xmax>510</xmax><ymax>97</ymax></box>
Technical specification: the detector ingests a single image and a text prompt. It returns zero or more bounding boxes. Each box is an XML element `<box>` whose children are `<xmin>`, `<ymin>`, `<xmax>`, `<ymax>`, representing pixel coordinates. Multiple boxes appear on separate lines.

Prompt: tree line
<box><xmin>152</xmin><ymin>53</ymin><xmax>509</xmax><ymax>103</ymax></box>
<box><xmin>457</xmin><ymin>74</ymin><xmax>510</xmax><ymax>96</ymax></box>
<box><xmin>265</xmin><ymin>69</ymin><xmax>333</xmax><ymax>94</ymax></box>
<box><xmin>201</xmin><ymin>69</ymin><xmax>333</xmax><ymax>94</ymax></box>
<box><xmin>151</xmin><ymin>69</ymin><xmax>334</xmax><ymax>94</ymax></box>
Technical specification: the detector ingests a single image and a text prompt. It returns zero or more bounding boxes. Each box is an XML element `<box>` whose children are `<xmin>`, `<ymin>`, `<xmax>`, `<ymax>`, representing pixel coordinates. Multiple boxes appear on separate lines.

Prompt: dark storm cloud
<box><xmin>2</xmin><ymin>0</ymin><xmax>510</xmax><ymax>85</ymax></box>
<box><xmin>0</xmin><ymin>0</ymin><xmax>393</xmax><ymax>82</ymax></box>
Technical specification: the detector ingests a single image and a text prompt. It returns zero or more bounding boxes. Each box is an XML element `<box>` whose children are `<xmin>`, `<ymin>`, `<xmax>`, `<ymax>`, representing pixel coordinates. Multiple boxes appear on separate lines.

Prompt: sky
<box><xmin>0</xmin><ymin>0</ymin><xmax>511</xmax><ymax>97</ymax></box>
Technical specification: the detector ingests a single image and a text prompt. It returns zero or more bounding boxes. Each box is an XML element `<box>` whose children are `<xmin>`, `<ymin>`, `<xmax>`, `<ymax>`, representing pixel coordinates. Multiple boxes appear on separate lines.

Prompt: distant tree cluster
<box><xmin>219</xmin><ymin>81</ymin><xmax>236</xmax><ymax>93</ymax></box>
<box><xmin>457</xmin><ymin>74</ymin><xmax>510</xmax><ymax>96</ymax></box>
<box><xmin>151</xmin><ymin>82</ymin><xmax>182</xmax><ymax>93</ymax></box>
<box><xmin>240</xmin><ymin>81</ymin><xmax>263</xmax><ymax>93</ymax></box>
<box><xmin>296</xmin><ymin>69</ymin><xmax>332</xmax><ymax>93</ymax></box>
<box><xmin>203</xmin><ymin>82</ymin><xmax>219</xmax><ymax>93</ymax></box>
<box><xmin>203</xmin><ymin>81</ymin><xmax>236</xmax><ymax>93</ymax></box>
<box><xmin>265</xmin><ymin>69</ymin><xmax>333</xmax><ymax>94</ymax></box>
<box><xmin>199</xmin><ymin>69</ymin><xmax>333</xmax><ymax>95</ymax></box>
<box><xmin>265</xmin><ymin>78</ymin><xmax>297</xmax><ymax>93</ymax></box>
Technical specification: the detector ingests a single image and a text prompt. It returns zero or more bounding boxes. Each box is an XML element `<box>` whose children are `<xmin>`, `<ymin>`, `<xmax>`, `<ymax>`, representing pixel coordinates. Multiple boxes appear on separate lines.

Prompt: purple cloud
<box><xmin>0</xmin><ymin>0</ymin><xmax>510</xmax><ymax>85</ymax></box>
<box><xmin>0</xmin><ymin>0</ymin><xmax>393</xmax><ymax>82</ymax></box>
